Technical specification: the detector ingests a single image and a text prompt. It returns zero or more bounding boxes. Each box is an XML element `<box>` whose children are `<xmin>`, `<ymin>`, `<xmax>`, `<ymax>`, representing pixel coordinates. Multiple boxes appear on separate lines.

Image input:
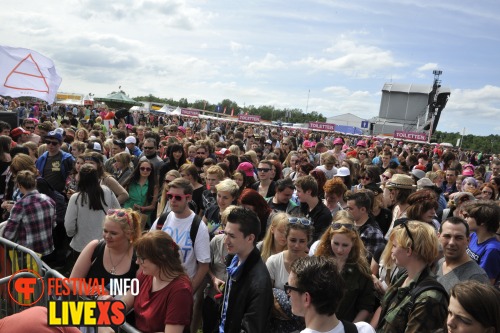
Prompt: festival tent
<box><xmin>94</xmin><ymin>90</ymin><xmax>142</xmax><ymax>109</ymax></box>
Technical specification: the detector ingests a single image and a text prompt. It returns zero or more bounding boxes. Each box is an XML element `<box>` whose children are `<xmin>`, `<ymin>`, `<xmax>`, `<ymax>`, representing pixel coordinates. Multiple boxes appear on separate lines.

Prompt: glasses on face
<box><xmin>369</xmin><ymin>151</ymin><xmax>375</xmax><ymax>154</ymax></box>
<box><xmin>282</xmin><ymin>143</ymin><xmax>289</xmax><ymax>146</ymax></box>
<box><xmin>359</xmin><ymin>152</ymin><xmax>367</xmax><ymax>156</ymax></box>
<box><xmin>168</xmin><ymin>129</ymin><xmax>177</xmax><ymax>133</ymax></box>
<box><xmin>284</xmin><ymin>282</ymin><xmax>305</xmax><ymax>296</ymax></box>
<box><xmin>331</xmin><ymin>222</ymin><xmax>355</xmax><ymax>231</ymax></box>
<box><xmin>257</xmin><ymin>168</ymin><xmax>271</xmax><ymax>173</ymax></box>
<box><xmin>25</xmin><ymin>126</ymin><xmax>35</xmax><ymax>131</ymax></box>
<box><xmin>45</xmin><ymin>140</ymin><xmax>60</xmax><ymax>146</ymax></box>
<box><xmin>288</xmin><ymin>217</ymin><xmax>312</xmax><ymax>226</ymax></box>
<box><xmin>197</xmin><ymin>151</ymin><xmax>205</xmax><ymax>155</ymax></box>
<box><xmin>482</xmin><ymin>190</ymin><xmax>493</xmax><ymax>195</ymax></box>
<box><xmin>140</xmin><ymin>167</ymin><xmax>152</xmax><ymax>172</ymax></box>
<box><xmin>361</xmin><ymin>176</ymin><xmax>371</xmax><ymax>181</ymax></box>
<box><xmin>143</xmin><ymin>146</ymin><xmax>155</xmax><ymax>150</ymax></box>
<box><xmin>107</xmin><ymin>209</ymin><xmax>131</xmax><ymax>227</ymax></box>
<box><xmin>397</xmin><ymin>221</ymin><xmax>415</xmax><ymax>249</ymax></box>
<box><xmin>136</xmin><ymin>256</ymin><xmax>146</xmax><ymax>264</ymax></box>
<box><xmin>167</xmin><ymin>192</ymin><xmax>189</xmax><ymax>201</ymax></box>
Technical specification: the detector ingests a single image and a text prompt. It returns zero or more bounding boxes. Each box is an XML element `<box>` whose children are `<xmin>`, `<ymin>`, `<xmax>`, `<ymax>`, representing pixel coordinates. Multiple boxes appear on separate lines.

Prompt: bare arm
<box><xmin>191</xmin><ymin>262</ymin><xmax>209</xmax><ymax>292</ymax></box>
<box><xmin>353</xmin><ymin>309</ymin><xmax>371</xmax><ymax>323</ymax></box>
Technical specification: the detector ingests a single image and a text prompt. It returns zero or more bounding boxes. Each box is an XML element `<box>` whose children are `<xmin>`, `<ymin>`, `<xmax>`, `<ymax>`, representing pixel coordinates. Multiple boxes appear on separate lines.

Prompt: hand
<box><xmin>212</xmin><ymin>277</ymin><xmax>225</xmax><ymax>292</ymax></box>
<box><xmin>133</xmin><ymin>204</ymin><xmax>141</xmax><ymax>211</ymax></box>
<box><xmin>1</xmin><ymin>201</ymin><xmax>14</xmax><ymax>212</ymax></box>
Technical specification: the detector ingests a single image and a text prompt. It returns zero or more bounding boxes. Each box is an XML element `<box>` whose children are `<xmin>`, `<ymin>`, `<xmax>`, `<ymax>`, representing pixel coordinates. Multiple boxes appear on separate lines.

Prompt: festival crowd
<box><xmin>0</xmin><ymin>100</ymin><xmax>499</xmax><ymax>333</ymax></box>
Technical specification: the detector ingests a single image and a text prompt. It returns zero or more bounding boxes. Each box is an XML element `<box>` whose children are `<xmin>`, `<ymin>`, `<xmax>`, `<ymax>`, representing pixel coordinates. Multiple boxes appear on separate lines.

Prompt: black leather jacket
<box><xmin>222</xmin><ymin>247</ymin><xmax>273</xmax><ymax>333</ymax></box>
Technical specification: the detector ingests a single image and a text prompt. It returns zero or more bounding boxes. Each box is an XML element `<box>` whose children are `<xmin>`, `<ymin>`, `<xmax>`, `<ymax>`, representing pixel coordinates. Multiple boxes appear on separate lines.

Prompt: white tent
<box><xmin>171</xmin><ymin>107</ymin><xmax>181</xmax><ymax>116</ymax></box>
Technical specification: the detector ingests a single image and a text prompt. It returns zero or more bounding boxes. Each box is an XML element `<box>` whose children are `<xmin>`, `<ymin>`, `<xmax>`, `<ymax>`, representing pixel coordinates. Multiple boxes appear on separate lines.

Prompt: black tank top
<box><xmin>86</xmin><ymin>240</ymin><xmax>139</xmax><ymax>288</ymax></box>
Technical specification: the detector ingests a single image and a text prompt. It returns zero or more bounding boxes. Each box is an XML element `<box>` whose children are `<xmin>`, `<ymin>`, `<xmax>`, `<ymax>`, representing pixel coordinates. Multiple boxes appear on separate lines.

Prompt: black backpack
<box><xmin>399</xmin><ymin>276</ymin><xmax>448</xmax><ymax>319</ymax></box>
<box><xmin>36</xmin><ymin>177</ymin><xmax>67</xmax><ymax>226</ymax></box>
<box><xmin>155</xmin><ymin>211</ymin><xmax>202</xmax><ymax>246</ymax></box>
<box><xmin>340</xmin><ymin>320</ymin><xmax>358</xmax><ymax>333</ymax></box>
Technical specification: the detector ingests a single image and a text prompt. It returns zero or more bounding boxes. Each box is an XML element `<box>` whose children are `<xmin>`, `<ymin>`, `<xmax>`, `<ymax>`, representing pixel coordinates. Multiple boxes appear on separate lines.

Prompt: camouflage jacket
<box><xmin>376</xmin><ymin>267</ymin><xmax>448</xmax><ymax>333</ymax></box>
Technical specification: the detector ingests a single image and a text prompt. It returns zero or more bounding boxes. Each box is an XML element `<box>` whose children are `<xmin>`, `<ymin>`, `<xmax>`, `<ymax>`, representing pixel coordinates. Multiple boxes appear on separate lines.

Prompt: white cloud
<box><xmin>245</xmin><ymin>53</ymin><xmax>287</xmax><ymax>73</ymax></box>
<box><xmin>417</xmin><ymin>63</ymin><xmax>439</xmax><ymax>72</ymax></box>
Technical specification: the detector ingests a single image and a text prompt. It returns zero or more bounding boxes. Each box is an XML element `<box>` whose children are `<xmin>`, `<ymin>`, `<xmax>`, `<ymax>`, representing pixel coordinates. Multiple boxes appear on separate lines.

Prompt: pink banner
<box><xmin>308</xmin><ymin>122</ymin><xmax>336</xmax><ymax>131</ymax></box>
<box><xmin>394</xmin><ymin>130</ymin><xmax>428</xmax><ymax>142</ymax></box>
<box><xmin>181</xmin><ymin>108</ymin><xmax>200</xmax><ymax>116</ymax></box>
<box><xmin>238</xmin><ymin>114</ymin><xmax>261</xmax><ymax>122</ymax></box>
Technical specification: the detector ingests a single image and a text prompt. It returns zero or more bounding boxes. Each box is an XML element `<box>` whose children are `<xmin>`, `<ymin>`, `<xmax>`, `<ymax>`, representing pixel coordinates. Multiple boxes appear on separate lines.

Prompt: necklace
<box><xmin>108</xmin><ymin>246</ymin><xmax>130</xmax><ymax>275</ymax></box>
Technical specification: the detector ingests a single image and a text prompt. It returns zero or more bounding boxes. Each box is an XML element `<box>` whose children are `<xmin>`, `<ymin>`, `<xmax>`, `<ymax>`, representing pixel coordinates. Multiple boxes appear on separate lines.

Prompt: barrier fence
<box><xmin>0</xmin><ymin>237</ymin><xmax>141</xmax><ymax>332</ymax></box>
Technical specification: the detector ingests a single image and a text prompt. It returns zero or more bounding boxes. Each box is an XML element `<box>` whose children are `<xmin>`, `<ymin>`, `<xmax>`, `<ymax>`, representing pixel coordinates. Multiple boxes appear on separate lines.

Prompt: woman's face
<box><xmin>330</xmin><ymin>233</ymin><xmax>353</xmax><ymax>262</ymax></box>
<box><xmin>421</xmin><ymin>207</ymin><xmax>436</xmax><ymax>223</ymax></box>
<box><xmin>75</xmin><ymin>158</ymin><xmax>85</xmax><ymax>173</ymax></box>
<box><xmin>287</xmin><ymin>229</ymin><xmax>308</xmax><ymax>257</ymax></box>
<box><xmin>139</xmin><ymin>162</ymin><xmax>152</xmax><ymax>177</ymax></box>
<box><xmin>481</xmin><ymin>187</ymin><xmax>493</xmax><ymax>200</ymax></box>
<box><xmin>360</xmin><ymin>174</ymin><xmax>371</xmax><ymax>185</ymax></box>
<box><xmin>223</xmin><ymin>158</ymin><xmax>230</xmax><ymax>167</ymax></box>
<box><xmin>173</xmin><ymin>150</ymin><xmax>183</xmax><ymax>161</ymax></box>
<box><xmin>217</xmin><ymin>191</ymin><xmax>234</xmax><ymax>210</ymax></box>
<box><xmin>358</xmin><ymin>151</ymin><xmax>367</xmax><ymax>161</ymax></box>
<box><xmin>188</xmin><ymin>148</ymin><xmax>196</xmax><ymax>160</ymax></box>
<box><xmin>113</xmin><ymin>160</ymin><xmax>123</xmax><ymax>171</ymax></box>
<box><xmin>77</xmin><ymin>130</ymin><xmax>85</xmax><ymax>140</ymax></box>
<box><xmin>102</xmin><ymin>219</ymin><xmax>129</xmax><ymax>247</ymax></box>
<box><xmin>391</xmin><ymin>240</ymin><xmax>410</xmax><ymax>267</ymax></box>
<box><xmin>272</xmin><ymin>224</ymin><xmax>287</xmax><ymax>248</ymax></box>
<box><xmin>233</xmin><ymin>174</ymin><xmax>244</xmax><ymax>188</ymax></box>
<box><xmin>290</xmin><ymin>156</ymin><xmax>299</xmax><ymax>169</ymax></box>
<box><xmin>180</xmin><ymin>171</ymin><xmax>192</xmax><ymax>182</ymax></box>
<box><xmin>462</xmin><ymin>180</ymin><xmax>477</xmax><ymax>192</ymax></box>
<box><xmin>447</xmin><ymin>296</ymin><xmax>490</xmax><ymax>333</ymax></box>
<box><xmin>85</xmin><ymin>160</ymin><xmax>98</xmax><ymax>170</ymax></box>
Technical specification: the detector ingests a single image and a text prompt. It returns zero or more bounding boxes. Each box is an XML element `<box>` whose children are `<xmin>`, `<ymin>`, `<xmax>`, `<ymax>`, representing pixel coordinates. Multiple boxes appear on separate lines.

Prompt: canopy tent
<box><xmin>130</xmin><ymin>105</ymin><xmax>149</xmax><ymax>112</ymax></box>
<box><xmin>94</xmin><ymin>90</ymin><xmax>142</xmax><ymax>109</ymax></box>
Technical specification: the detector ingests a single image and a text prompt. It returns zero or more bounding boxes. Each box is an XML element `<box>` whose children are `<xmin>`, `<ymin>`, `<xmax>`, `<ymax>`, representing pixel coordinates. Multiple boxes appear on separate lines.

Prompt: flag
<box><xmin>0</xmin><ymin>45</ymin><xmax>62</xmax><ymax>104</ymax></box>
<box><xmin>223</xmin><ymin>106</ymin><xmax>227</xmax><ymax>114</ymax></box>
<box><xmin>231</xmin><ymin>108</ymin><xmax>234</xmax><ymax>116</ymax></box>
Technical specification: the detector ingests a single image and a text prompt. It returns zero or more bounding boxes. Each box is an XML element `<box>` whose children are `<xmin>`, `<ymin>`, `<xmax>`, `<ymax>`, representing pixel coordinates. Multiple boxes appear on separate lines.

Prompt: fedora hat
<box><xmin>385</xmin><ymin>174</ymin><xmax>416</xmax><ymax>190</ymax></box>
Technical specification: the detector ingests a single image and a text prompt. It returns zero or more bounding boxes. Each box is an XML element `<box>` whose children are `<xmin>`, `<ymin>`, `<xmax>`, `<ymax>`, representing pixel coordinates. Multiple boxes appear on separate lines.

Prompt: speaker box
<box><xmin>0</xmin><ymin>112</ymin><xmax>19</xmax><ymax>129</ymax></box>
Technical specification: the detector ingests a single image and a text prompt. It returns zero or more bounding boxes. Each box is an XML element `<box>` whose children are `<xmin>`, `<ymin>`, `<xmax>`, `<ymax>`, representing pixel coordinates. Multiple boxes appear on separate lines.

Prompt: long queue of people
<box><xmin>0</xmin><ymin>106</ymin><xmax>499</xmax><ymax>333</ymax></box>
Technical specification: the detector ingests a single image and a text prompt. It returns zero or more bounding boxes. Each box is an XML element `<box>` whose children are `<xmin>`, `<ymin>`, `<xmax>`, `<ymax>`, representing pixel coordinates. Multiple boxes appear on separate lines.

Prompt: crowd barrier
<box><xmin>0</xmin><ymin>237</ymin><xmax>141</xmax><ymax>333</ymax></box>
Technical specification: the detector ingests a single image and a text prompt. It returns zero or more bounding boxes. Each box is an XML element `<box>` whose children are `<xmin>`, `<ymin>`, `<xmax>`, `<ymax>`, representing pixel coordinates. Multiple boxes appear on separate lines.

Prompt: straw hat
<box><xmin>385</xmin><ymin>174</ymin><xmax>416</xmax><ymax>190</ymax></box>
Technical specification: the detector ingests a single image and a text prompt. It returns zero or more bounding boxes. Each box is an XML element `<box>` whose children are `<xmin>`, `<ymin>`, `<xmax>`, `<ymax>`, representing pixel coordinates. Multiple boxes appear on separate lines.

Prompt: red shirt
<box><xmin>134</xmin><ymin>272</ymin><xmax>193</xmax><ymax>332</ymax></box>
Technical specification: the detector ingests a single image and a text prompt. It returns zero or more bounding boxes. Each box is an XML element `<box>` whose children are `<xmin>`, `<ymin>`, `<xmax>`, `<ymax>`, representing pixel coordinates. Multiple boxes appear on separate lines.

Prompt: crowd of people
<box><xmin>0</xmin><ymin>100</ymin><xmax>499</xmax><ymax>333</ymax></box>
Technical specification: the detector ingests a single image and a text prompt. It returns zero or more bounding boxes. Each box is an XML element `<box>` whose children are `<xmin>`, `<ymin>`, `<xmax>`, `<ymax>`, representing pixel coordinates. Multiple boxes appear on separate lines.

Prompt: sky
<box><xmin>2</xmin><ymin>0</ymin><xmax>500</xmax><ymax>135</ymax></box>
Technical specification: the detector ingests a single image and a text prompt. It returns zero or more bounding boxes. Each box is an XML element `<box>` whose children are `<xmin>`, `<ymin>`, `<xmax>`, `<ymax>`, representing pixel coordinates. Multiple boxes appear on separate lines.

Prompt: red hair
<box><xmin>238</xmin><ymin>189</ymin><xmax>272</xmax><ymax>240</ymax></box>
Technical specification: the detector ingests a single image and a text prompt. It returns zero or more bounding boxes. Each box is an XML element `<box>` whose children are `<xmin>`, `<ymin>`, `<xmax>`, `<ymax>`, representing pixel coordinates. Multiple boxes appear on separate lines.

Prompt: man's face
<box><xmin>224</xmin><ymin>221</ymin><xmax>253</xmax><ymax>256</ymax></box>
<box><xmin>142</xmin><ymin>142</ymin><xmax>156</xmax><ymax>157</ymax></box>
<box><xmin>196</xmin><ymin>148</ymin><xmax>208</xmax><ymax>159</ymax></box>
<box><xmin>446</xmin><ymin>171</ymin><xmax>457</xmax><ymax>184</ymax></box>
<box><xmin>381</xmin><ymin>155</ymin><xmax>390</xmax><ymax>165</ymax></box>
<box><xmin>206</xmin><ymin>174</ymin><xmax>221</xmax><ymax>191</ymax></box>
<box><xmin>383</xmin><ymin>145</ymin><xmax>391</xmax><ymax>153</ymax></box>
<box><xmin>45</xmin><ymin>138</ymin><xmax>61</xmax><ymax>155</ymax></box>
<box><xmin>257</xmin><ymin>163</ymin><xmax>272</xmax><ymax>181</ymax></box>
<box><xmin>438</xmin><ymin>221</ymin><xmax>469</xmax><ymax>262</ymax></box>
<box><xmin>276</xmin><ymin>188</ymin><xmax>294</xmax><ymax>204</ymax></box>
<box><xmin>0</xmin><ymin>128</ymin><xmax>10</xmax><ymax>136</ymax></box>
<box><xmin>167</xmin><ymin>187</ymin><xmax>190</xmax><ymax>215</ymax></box>
<box><xmin>295</xmin><ymin>186</ymin><xmax>310</xmax><ymax>203</ymax></box>
<box><xmin>23</xmin><ymin>122</ymin><xmax>35</xmax><ymax>133</ymax></box>
<box><xmin>126</xmin><ymin>143</ymin><xmax>135</xmax><ymax>151</ymax></box>
<box><xmin>492</xmin><ymin>164</ymin><xmax>500</xmax><ymax>176</ymax></box>
<box><xmin>287</xmin><ymin>272</ymin><xmax>305</xmax><ymax>317</ymax></box>
<box><xmin>111</xmin><ymin>145</ymin><xmax>123</xmax><ymax>157</ymax></box>
<box><xmin>345</xmin><ymin>200</ymin><xmax>363</xmax><ymax>222</ymax></box>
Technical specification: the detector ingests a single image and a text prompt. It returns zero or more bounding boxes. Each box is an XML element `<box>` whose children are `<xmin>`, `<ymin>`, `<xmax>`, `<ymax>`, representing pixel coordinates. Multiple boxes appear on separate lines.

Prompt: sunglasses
<box><xmin>284</xmin><ymin>282</ymin><xmax>304</xmax><ymax>296</ymax></box>
<box><xmin>257</xmin><ymin>168</ymin><xmax>271</xmax><ymax>172</ymax></box>
<box><xmin>25</xmin><ymin>126</ymin><xmax>35</xmax><ymax>131</ymax></box>
<box><xmin>361</xmin><ymin>176</ymin><xmax>371</xmax><ymax>181</ymax></box>
<box><xmin>482</xmin><ymin>190</ymin><xmax>493</xmax><ymax>195</ymax></box>
<box><xmin>358</xmin><ymin>152</ymin><xmax>367</xmax><ymax>156</ymax></box>
<box><xmin>397</xmin><ymin>221</ymin><xmax>415</xmax><ymax>249</ymax></box>
<box><xmin>140</xmin><ymin>167</ymin><xmax>152</xmax><ymax>172</ymax></box>
<box><xmin>143</xmin><ymin>146</ymin><xmax>155</xmax><ymax>150</ymax></box>
<box><xmin>331</xmin><ymin>222</ymin><xmax>355</xmax><ymax>230</ymax></box>
<box><xmin>167</xmin><ymin>192</ymin><xmax>190</xmax><ymax>201</ymax></box>
<box><xmin>197</xmin><ymin>151</ymin><xmax>206</xmax><ymax>155</ymax></box>
<box><xmin>107</xmin><ymin>209</ymin><xmax>131</xmax><ymax>227</ymax></box>
<box><xmin>45</xmin><ymin>140</ymin><xmax>60</xmax><ymax>146</ymax></box>
<box><xmin>288</xmin><ymin>217</ymin><xmax>312</xmax><ymax>226</ymax></box>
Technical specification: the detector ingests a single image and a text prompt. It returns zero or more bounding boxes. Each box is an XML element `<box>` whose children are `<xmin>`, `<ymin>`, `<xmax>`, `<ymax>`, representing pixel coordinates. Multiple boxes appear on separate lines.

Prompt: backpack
<box><xmin>340</xmin><ymin>320</ymin><xmax>358</xmax><ymax>333</ymax></box>
<box><xmin>400</xmin><ymin>276</ymin><xmax>448</xmax><ymax>318</ymax></box>
<box><xmin>155</xmin><ymin>211</ymin><xmax>202</xmax><ymax>247</ymax></box>
<box><xmin>36</xmin><ymin>177</ymin><xmax>67</xmax><ymax>226</ymax></box>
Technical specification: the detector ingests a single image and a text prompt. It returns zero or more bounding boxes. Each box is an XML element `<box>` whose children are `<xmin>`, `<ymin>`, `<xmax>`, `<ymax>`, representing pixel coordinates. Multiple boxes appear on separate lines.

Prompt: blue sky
<box><xmin>2</xmin><ymin>0</ymin><xmax>499</xmax><ymax>135</ymax></box>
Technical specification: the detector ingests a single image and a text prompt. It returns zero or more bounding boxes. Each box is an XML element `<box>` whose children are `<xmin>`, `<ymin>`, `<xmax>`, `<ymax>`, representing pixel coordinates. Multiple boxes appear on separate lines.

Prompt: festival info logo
<box><xmin>8</xmin><ymin>269</ymin><xmax>137</xmax><ymax>326</ymax></box>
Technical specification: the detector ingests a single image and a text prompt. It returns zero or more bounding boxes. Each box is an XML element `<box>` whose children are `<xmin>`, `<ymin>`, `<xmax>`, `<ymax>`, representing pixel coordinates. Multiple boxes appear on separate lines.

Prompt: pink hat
<box><xmin>178</xmin><ymin>126</ymin><xmax>186</xmax><ymax>134</ymax></box>
<box><xmin>333</xmin><ymin>138</ymin><xmax>343</xmax><ymax>145</ymax></box>
<box><xmin>237</xmin><ymin>162</ymin><xmax>254</xmax><ymax>177</ymax></box>
<box><xmin>462</xmin><ymin>164</ymin><xmax>475</xmax><ymax>177</ymax></box>
<box><xmin>356</xmin><ymin>140</ymin><xmax>367</xmax><ymax>148</ymax></box>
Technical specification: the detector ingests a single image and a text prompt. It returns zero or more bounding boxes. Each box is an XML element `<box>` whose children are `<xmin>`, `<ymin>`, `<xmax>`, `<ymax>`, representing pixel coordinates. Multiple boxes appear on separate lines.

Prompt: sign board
<box><xmin>181</xmin><ymin>108</ymin><xmax>200</xmax><ymax>117</ymax></box>
<box><xmin>308</xmin><ymin>122</ymin><xmax>336</xmax><ymax>131</ymax></box>
<box><xmin>361</xmin><ymin>120</ymin><xmax>369</xmax><ymax>128</ymax></box>
<box><xmin>238</xmin><ymin>114</ymin><xmax>261</xmax><ymax>122</ymax></box>
<box><xmin>394</xmin><ymin>130</ymin><xmax>428</xmax><ymax>142</ymax></box>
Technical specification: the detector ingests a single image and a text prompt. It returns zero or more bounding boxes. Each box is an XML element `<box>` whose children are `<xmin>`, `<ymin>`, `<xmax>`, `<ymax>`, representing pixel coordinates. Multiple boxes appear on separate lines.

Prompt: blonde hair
<box><xmin>228</xmin><ymin>145</ymin><xmax>240</xmax><ymax>156</ymax></box>
<box><xmin>105</xmin><ymin>208</ymin><xmax>142</xmax><ymax>242</ymax></box>
<box><xmin>389</xmin><ymin>220</ymin><xmax>438</xmax><ymax>265</ymax></box>
<box><xmin>157</xmin><ymin>170</ymin><xmax>181</xmax><ymax>217</ymax></box>
<box><xmin>260</xmin><ymin>212</ymin><xmax>289</xmax><ymax>263</ymax></box>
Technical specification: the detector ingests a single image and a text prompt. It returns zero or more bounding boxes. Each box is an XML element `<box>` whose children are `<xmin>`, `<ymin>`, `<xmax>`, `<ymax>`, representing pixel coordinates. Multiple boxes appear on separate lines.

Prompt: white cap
<box><xmin>92</xmin><ymin>142</ymin><xmax>102</xmax><ymax>152</ymax></box>
<box><xmin>125</xmin><ymin>136</ymin><xmax>136</xmax><ymax>144</ymax></box>
<box><xmin>335</xmin><ymin>167</ymin><xmax>351</xmax><ymax>177</ymax></box>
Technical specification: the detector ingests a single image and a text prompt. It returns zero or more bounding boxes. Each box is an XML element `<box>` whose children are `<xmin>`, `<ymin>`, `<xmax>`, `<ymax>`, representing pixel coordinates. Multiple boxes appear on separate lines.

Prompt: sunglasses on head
<box><xmin>166</xmin><ymin>192</ymin><xmax>189</xmax><ymax>201</ymax></box>
<box><xmin>288</xmin><ymin>217</ymin><xmax>312</xmax><ymax>226</ymax></box>
<box><xmin>107</xmin><ymin>209</ymin><xmax>131</xmax><ymax>227</ymax></box>
<box><xmin>394</xmin><ymin>220</ymin><xmax>415</xmax><ymax>249</ymax></box>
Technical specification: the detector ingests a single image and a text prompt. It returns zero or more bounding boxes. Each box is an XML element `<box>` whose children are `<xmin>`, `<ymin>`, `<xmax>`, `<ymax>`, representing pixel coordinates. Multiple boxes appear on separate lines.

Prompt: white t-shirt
<box><xmin>301</xmin><ymin>321</ymin><xmax>375</xmax><ymax>333</ymax></box>
<box><xmin>150</xmin><ymin>211</ymin><xmax>211</xmax><ymax>278</ymax></box>
<box><xmin>266</xmin><ymin>252</ymin><xmax>289</xmax><ymax>290</ymax></box>
<box><xmin>309</xmin><ymin>240</ymin><xmax>320</xmax><ymax>256</ymax></box>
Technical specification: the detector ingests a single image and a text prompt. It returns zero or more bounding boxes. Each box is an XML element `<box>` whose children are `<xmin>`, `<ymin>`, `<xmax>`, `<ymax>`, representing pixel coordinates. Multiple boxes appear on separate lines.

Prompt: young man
<box><xmin>220</xmin><ymin>207</ymin><xmax>273</xmax><ymax>332</ymax></box>
<box><xmin>345</xmin><ymin>192</ymin><xmax>386</xmax><ymax>263</ymax></box>
<box><xmin>201</xmin><ymin>165</ymin><xmax>225</xmax><ymax>216</ymax></box>
<box><xmin>441</xmin><ymin>168</ymin><xmax>458</xmax><ymax>201</ymax></box>
<box><xmin>463</xmin><ymin>201</ymin><xmax>500</xmax><ymax>286</ymax></box>
<box><xmin>266</xmin><ymin>178</ymin><xmax>300</xmax><ymax>215</ymax></box>
<box><xmin>287</xmin><ymin>256</ymin><xmax>375</xmax><ymax>333</ymax></box>
<box><xmin>150</xmin><ymin>178</ymin><xmax>210</xmax><ymax>291</ymax></box>
<box><xmin>436</xmin><ymin>217</ymin><xmax>489</xmax><ymax>293</ymax></box>
<box><xmin>251</xmin><ymin>160</ymin><xmax>276</xmax><ymax>198</ymax></box>
<box><xmin>295</xmin><ymin>175</ymin><xmax>332</xmax><ymax>242</ymax></box>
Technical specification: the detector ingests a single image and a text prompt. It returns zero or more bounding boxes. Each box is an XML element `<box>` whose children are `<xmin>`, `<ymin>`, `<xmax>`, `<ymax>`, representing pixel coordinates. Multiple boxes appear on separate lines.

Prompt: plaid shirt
<box><xmin>3</xmin><ymin>190</ymin><xmax>56</xmax><ymax>256</ymax></box>
<box><xmin>358</xmin><ymin>217</ymin><xmax>386</xmax><ymax>263</ymax></box>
